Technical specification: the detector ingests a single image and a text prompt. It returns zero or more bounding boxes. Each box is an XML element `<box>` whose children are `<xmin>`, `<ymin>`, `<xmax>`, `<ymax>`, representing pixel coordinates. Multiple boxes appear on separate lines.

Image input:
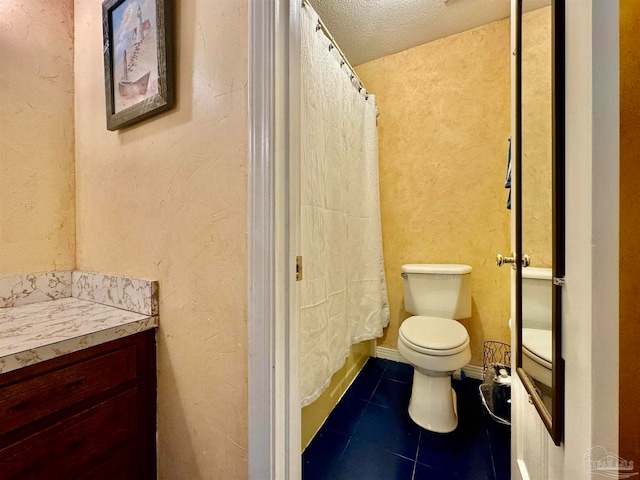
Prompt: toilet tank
<box><xmin>522</xmin><ymin>267</ymin><xmax>552</xmax><ymax>330</ymax></box>
<box><xmin>401</xmin><ymin>264</ymin><xmax>472</xmax><ymax>319</ymax></box>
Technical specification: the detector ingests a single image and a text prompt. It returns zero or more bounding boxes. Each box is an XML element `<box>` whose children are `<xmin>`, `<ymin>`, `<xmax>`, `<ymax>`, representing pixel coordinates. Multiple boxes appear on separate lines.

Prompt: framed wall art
<box><xmin>102</xmin><ymin>0</ymin><xmax>174</xmax><ymax>131</ymax></box>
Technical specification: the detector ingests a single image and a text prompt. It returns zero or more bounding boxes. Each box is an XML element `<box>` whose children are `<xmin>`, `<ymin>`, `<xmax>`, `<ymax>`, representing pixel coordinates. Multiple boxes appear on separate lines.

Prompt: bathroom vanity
<box><xmin>0</xmin><ymin>272</ymin><xmax>158</xmax><ymax>479</ymax></box>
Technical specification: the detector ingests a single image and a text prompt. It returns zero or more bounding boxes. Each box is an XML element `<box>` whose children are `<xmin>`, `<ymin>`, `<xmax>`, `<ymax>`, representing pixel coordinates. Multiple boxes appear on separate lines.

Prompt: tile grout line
<box><xmin>411</xmin><ymin>429</ymin><xmax>422</xmax><ymax>480</ymax></box>
<box><xmin>368</xmin><ymin>364</ymin><xmax>387</xmax><ymax>401</ymax></box>
<box><xmin>336</xmin><ymin>362</ymin><xmax>386</xmax><ymax>449</ymax></box>
<box><xmin>354</xmin><ymin>361</ymin><xmax>421</xmax><ymax>467</ymax></box>
<box><xmin>483</xmin><ymin>421</ymin><xmax>500</xmax><ymax>480</ymax></box>
<box><xmin>335</xmin><ymin>436</ymin><xmax>352</xmax><ymax>466</ymax></box>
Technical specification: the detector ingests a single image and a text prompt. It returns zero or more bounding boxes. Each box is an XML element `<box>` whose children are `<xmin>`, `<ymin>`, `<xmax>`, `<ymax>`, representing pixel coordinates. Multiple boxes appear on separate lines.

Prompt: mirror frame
<box><xmin>514</xmin><ymin>0</ymin><xmax>565</xmax><ymax>446</ymax></box>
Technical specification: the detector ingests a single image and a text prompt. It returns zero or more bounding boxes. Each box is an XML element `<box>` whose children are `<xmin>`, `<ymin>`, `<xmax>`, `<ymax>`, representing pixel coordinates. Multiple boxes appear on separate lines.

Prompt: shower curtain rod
<box><xmin>301</xmin><ymin>0</ymin><xmax>369</xmax><ymax>98</ymax></box>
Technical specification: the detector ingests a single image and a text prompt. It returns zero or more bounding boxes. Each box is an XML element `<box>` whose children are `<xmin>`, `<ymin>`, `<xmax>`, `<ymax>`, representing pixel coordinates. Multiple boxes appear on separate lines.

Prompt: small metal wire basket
<box><xmin>482</xmin><ymin>341</ymin><xmax>511</xmax><ymax>375</ymax></box>
<box><xmin>479</xmin><ymin>341</ymin><xmax>512</xmax><ymax>426</ymax></box>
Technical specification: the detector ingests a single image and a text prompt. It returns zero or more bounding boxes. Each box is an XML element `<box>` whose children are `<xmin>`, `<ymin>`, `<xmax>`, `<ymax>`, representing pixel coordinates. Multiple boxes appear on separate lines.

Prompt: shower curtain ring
<box><xmin>329</xmin><ymin>44</ymin><xmax>334</xmax><ymax>51</ymax></box>
<box><xmin>316</xmin><ymin>23</ymin><xmax>321</xmax><ymax>31</ymax></box>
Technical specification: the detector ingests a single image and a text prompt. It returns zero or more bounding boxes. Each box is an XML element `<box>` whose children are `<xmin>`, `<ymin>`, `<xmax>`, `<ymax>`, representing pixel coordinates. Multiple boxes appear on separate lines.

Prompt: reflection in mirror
<box><xmin>516</xmin><ymin>0</ymin><xmax>564</xmax><ymax>445</ymax></box>
<box><xmin>520</xmin><ymin>3</ymin><xmax>553</xmax><ymax>411</ymax></box>
<box><xmin>521</xmin><ymin>267</ymin><xmax>552</xmax><ymax>409</ymax></box>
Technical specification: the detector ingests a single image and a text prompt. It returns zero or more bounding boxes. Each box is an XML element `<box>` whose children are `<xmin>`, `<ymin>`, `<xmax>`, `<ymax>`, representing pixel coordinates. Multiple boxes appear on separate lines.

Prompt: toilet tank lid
<box><xmin>523</xmin><ymin>267</ymin><xmax>552</xmax><ymax>280</ymax></box>
<box><xmin>401</xmin><ymin>264</ymin><xmax>472</xmax><ymax>275</ymax></box>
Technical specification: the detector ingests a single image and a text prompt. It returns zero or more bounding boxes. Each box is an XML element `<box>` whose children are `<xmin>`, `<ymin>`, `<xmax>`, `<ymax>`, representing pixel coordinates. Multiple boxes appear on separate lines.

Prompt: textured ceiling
<box><xmin>308</xmin><ymin>0</ymin><xmax>550</xmax><ymax>66</ymax></box>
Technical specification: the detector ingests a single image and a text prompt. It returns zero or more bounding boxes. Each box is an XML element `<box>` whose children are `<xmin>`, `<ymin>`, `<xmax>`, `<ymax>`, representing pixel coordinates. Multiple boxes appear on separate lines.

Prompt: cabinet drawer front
<box><xmin>78</xmin><ymin>444</ymin><xmax>142</xmax><ymax>480</ymax></box>
<box><xmin>0</xmin><ymin>345</ymin><xmax>137</xmax><ymax>436</ymax></box>
<box><xmin>0</xmin><ymin>388</ymin><xmax>138</xmax><ymax>479</ymax></box>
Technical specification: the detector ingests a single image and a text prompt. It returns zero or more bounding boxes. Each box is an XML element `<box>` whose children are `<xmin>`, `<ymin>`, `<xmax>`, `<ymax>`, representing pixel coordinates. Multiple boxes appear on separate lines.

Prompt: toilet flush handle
<box><xmin>496</xmin><ymin>253</ymin><xmax>516</xmax><ymax>267</ymax></box>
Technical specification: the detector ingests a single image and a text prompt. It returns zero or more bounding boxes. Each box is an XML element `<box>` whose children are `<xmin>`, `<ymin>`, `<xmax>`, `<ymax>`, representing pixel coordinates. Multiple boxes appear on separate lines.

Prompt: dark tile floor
<box><xmin>302</xmin><ymin>358</ymin><xmax>511</xmax><ymax>480</ymax></box>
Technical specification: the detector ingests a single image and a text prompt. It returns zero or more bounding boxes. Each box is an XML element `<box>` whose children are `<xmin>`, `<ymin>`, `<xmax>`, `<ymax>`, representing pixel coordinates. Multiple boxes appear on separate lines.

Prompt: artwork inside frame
<box><xmin>102</xmin><ymin>0</ymin><xmax>174</xmax><ymax>131</ymax></box>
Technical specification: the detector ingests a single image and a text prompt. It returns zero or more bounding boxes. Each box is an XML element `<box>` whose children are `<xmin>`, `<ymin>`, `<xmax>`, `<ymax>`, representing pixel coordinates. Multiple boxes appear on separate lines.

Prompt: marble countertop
<box><xmin>0</xmin><ymin>271</ymin><xmax>159</xmax><ymax>374</ymax></box>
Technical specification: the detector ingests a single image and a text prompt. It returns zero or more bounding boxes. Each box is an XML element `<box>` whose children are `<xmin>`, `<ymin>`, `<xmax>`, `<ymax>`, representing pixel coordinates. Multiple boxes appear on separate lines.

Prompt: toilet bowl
<box><xmin>399</xmin><ymin>264</ymin><xmax>473</xmax><ymax>433</ymax></box>
<box><xmin>397</xmin><ymin>316</ymin><xmax>471</xmax><ymax>432</ymax></box>
<box><xmin>522</xmin><ymin>327</ymin><xmax>552</xmax><ymax>388</ymax></box>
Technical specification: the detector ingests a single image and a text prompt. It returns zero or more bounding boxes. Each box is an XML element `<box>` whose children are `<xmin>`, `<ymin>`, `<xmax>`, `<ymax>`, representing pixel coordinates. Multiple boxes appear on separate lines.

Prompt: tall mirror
<box><xmin>515</xmin><ymin>0</ymin><xmax>565</xmax><ymax>445</ymax></box>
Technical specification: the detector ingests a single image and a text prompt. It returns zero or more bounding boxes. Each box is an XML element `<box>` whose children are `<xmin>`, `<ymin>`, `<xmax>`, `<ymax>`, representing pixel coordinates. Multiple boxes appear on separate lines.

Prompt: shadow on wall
<box><xmin>156</xmin><ymin>336</ymin><xmax>202</xmax><ymax>479</ymax></box>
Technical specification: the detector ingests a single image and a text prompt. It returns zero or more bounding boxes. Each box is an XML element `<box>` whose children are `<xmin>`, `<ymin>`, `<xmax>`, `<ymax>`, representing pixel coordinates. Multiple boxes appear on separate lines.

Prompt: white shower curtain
<box><xmin>300</xmin><ymin>4</ymin><xmax>390</xmax><ymax>407</ymax></box>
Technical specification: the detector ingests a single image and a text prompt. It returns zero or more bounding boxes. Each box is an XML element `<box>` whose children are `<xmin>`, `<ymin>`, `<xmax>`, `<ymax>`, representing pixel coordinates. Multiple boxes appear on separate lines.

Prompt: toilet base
<box><xmin>408</xmin><ymin>368</ymin><xmax>458</xmax><ymax>433</ymax></box>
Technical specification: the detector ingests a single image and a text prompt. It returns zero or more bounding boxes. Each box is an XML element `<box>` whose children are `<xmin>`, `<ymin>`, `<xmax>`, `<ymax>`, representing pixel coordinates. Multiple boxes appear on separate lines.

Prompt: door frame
<box><xmin>248</xmin><ymin>0</ymin><xmax>302</xmax><ymax>478</ymax></box>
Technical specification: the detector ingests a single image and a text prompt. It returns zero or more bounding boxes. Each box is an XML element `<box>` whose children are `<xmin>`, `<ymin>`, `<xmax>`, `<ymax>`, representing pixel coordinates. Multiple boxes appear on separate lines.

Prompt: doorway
<box><xmin>250</xmin><ymin>1</ymin><xmax>524</xmax><ymax>478</ymax></box>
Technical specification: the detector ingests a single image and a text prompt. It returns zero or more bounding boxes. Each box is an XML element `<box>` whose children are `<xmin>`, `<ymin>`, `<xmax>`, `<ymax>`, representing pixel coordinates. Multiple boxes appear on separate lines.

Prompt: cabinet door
<box><xmin>0</xmin><ymin>388</ymin><xmax>138</xmax><ymax>479</ymax></box>
<box><xmin>78</xmin><ymin>445</ymin><xmax>141</xmax><ymax>480</ymax></box>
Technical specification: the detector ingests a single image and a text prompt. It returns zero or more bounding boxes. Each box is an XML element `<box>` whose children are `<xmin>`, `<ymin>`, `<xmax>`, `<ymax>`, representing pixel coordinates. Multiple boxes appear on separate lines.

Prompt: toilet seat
<box><xmin>399</xmin><ymin>316</ymin><xmax>470</xmax><ymax>356</ymax></box>
<box><xmin>522</xmin><ymin>327</ymin><xmax>552</xmax><ymax>369</ymax></box>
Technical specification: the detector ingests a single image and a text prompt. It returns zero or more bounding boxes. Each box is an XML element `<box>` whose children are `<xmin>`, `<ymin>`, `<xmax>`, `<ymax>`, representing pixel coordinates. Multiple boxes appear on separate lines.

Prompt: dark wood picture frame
<box><xmin>102</xmin><ymin>0</ymin><xmax>174</xmax><ymax>131</ymax></box>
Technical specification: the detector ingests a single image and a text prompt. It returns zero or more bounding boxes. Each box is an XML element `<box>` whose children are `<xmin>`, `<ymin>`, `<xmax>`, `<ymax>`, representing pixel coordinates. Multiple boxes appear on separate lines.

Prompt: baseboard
<box><xmin>374</xmin><ymin>346</ymin><xmax>484</xmax><ymax>380</ymax></box>
<box><xmin>458</xmin><ymin>364</ymin><xmax>484</xmax><ymax>380</ymax></box>
<box><xmin>374</xmin><ymin>346</ymin><xmax>409</xmax><ymax>364</ymax></box>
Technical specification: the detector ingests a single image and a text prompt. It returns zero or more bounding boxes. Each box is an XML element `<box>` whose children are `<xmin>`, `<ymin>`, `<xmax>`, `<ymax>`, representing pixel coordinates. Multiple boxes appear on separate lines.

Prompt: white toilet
<box><xmin>521</xmin><ymin>267</ymin><xmax>553</xmax><ymax>389</ymax></box>
<box><xmin>397</xmin><ymin>264</ymin><xmax>472</xmax><ymax>433</ymax></box>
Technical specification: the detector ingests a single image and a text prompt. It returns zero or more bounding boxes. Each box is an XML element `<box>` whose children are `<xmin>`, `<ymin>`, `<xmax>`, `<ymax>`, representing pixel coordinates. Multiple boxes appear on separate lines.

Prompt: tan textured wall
<box><xmin>74</xmin><ymin>1</ymin><xmax>248</xmax><ymax>478</ymax></box>
<box><xmin>0</xmin><ymin>0</ymin><xmax>75</xmax><ymax>275</ymax></box>
<box><xmin>356</xmin><ymin>18</ymin><xmax>512</xmax><ymax>366</ymax></box>
<box><xmin>620</xmin><ymin>0</ymin><xmax>640</xmax><ymax>464</ymax></box>
<box><xmin>522</xmin><ymin>7</ymin><xmax>552</xmax><ymax>268</ymax></box>
<box><xmin>301</xmin><ymin>341</ymin><xmax>369</xmax><ymax>450</ymax></box>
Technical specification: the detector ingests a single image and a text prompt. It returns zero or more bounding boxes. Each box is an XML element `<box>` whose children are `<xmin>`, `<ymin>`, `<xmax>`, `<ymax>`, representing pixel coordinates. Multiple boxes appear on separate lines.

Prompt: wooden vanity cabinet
<box><xmin>0</xmin><ymin>330</ymin><xmax>156</xmax><ymax>479</ymax></box>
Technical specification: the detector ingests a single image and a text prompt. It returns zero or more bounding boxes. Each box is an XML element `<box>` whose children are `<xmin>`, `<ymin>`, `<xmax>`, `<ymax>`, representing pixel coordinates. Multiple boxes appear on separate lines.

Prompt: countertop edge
<box><xmin>0</xmin><ymin>314</ymin><xmax>158</xmax><ymax>375</ymax></box>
